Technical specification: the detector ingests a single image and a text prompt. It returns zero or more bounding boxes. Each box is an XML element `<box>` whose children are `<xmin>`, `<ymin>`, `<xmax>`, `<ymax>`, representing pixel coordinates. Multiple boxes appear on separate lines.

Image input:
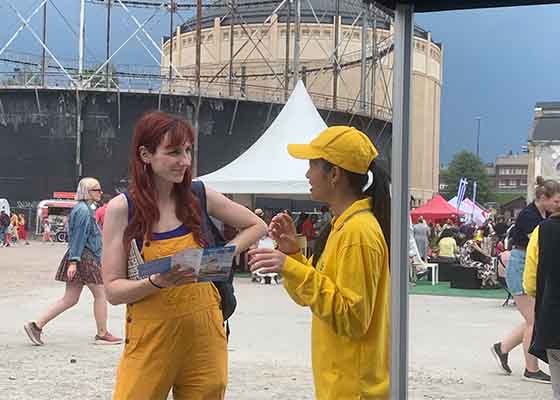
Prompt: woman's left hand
<box><xmin>248</xmin><ymin>248</ymin><xmax>287</xmax><ymax>274</ymax></box>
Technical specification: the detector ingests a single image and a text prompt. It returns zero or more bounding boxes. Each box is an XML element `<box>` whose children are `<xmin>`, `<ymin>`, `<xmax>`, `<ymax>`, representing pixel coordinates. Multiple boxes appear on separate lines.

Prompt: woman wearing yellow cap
<box><xmin>249</xmin><ymin>126</ymin><xmax>390</xmax><ymax>399</ymax></box>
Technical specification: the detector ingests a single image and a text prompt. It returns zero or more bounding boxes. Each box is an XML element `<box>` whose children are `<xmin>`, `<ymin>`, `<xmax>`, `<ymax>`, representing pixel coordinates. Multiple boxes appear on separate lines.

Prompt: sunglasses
<box><xmin>89</xmin><ymin>189</ymin><xmax>103</xmax><ymax>193</ymax></box>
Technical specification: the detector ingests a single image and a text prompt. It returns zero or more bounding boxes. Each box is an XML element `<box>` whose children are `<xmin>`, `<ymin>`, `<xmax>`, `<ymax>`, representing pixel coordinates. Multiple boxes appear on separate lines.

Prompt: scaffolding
<box><xmin>0</xmin><ymin>0</ymin><xmax>395</xmax><ymax>121</ymax></box>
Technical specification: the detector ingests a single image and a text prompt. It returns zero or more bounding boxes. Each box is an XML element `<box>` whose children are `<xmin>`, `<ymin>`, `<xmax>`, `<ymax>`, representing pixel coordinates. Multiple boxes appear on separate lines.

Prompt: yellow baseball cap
<box><xmin>287</xmin><ymin>126</ymin><xmax>379</xmax><ymax>174</ymax></box>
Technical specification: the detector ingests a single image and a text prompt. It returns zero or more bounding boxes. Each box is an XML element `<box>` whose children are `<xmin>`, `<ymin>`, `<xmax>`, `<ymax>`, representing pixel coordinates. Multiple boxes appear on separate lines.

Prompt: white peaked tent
<box><xmin>197</xmin><ymin>80</ymin><xmax>327</xmax><ymax>194</ymax></box>
<box><xmin>448</xmin><ymin>196</ymin><xmax>490</xmax><ymax>226</ymax></box>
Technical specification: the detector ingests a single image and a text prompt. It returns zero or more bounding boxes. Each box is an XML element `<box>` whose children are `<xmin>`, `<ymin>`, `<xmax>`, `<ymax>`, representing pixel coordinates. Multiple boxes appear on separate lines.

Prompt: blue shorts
<box><xmin>505</xmin><ymin>249</ymin><xmax>526</xmax><ymax>296</ymax></box>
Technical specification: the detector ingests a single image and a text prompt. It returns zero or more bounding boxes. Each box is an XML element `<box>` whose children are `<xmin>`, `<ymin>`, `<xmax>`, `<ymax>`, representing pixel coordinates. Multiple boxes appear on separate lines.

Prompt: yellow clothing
<box><xmin>113</xmin><ymin>230</ymin><xmax>227</xmax><ymax>400</ymax></box>
<box><xmin>474</xmin><ymin>231</ymin><xmax>484</xmax><ymax>242</ymax></box>
<box><xmin>438</xmin><ymin>237</ymin><xmax>458</xmax><ymax>257</ymax></box>
<box><xmin>282</xmin><ymin>198</ymin><xmax>390</xmax><ymax>400</ymax></box>
<box><xmin>523</xmin><ymin>226</ymin><xmax>539</xmax><ymax>297</ymax></box>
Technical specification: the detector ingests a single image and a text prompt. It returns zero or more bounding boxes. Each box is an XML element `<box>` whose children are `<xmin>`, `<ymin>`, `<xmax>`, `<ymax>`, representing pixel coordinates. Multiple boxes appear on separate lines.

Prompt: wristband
<box><xmin>148</xmin><ymin>275</ymin><xmax>164</xmax><ymax>289</ymax></box>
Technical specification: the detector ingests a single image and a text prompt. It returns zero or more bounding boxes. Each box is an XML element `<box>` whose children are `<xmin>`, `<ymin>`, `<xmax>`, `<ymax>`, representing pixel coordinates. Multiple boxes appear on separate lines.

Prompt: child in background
<box><xmin>42</xmin><ymin>219</ymin><xmax>53</xmax><ymax>244</ymax></box>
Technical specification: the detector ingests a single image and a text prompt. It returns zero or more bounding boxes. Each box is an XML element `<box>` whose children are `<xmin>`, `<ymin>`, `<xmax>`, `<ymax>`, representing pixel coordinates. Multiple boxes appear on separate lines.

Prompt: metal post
<box><xmin>333</xmin><ymin>0</ymin><xmax>340</xmax><ymax>109</ymax></box>
<box><xmin>229</xmin><ymin>0</ymin><xmax>235</xmax><ymax>96</ymax></box>
<box><xmin>195</xmin><ymin>0</ymin><xmax>202</xmax><ymax>95</ymax></box>
<box><xmin>75</xmin><ymin>91</ymin><xmax>83</xmax><ymax>180</ymax></box>
<box><xmin>292</xmin><ymin>0</ymin><xmax>301</xmax><ymax>85</ymax></box>
<box><xmin>284</xmin><ymin>0</ymin><xmax>291</xmax><ymax>101</ymax></box>
<box><xmin>390</xmin><ymin>3</ymin><xmax>414</xmax><ymax>400</ymax></box>
<box><xmin>78</xmin><ymin>0</ymin><xmax>86</xmax><ymax>79</ymax></box>
<box><xmin>240</xmin><ymin>64</ymin><xmax>247</xmax><ymax>96</ymax></box>
<box><xmin>105</xmin><ymin>0</ymin><xmax>112</xmax><ymax>89</ymax></box>
<box><xmin>476</xmin><ymin>116</ymin><xmax>481</xmax><ymax>159</ymax></box>
<box><xmin>192</xmin><ymin>0</ymin><xmax>203</xmax><ymax>179</ymax></box>
<box><xmin>370</xmin><ymin>2</ymin><xmax>377</xmax><ymax>117</ymax></box>
<box><xmin>360</xmin><ymin>1</ymin><xmax>368</xmax><ymax>112</ymax></box>
<box><xmin>168</xmin><ymin>0</ymin><xmax>175</xmax><ymax>91</ymax></box>
<box><xmin>41</xmin><ymin>2</ymin><xmax>47</xmax><ymax>87</ymax></box>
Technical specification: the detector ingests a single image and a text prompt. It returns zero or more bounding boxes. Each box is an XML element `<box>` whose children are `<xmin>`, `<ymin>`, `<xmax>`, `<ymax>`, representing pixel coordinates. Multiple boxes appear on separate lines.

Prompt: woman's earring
<box><xmin>143</xmin><ymin>163</ymin><xmax>148</xmax><ymax>173</ymax></box>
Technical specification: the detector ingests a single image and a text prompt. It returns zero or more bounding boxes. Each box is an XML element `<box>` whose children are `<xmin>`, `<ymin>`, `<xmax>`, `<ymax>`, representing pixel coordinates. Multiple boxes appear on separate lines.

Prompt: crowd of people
<box><xmin>411</xmin><ymin>215</ymin><xmax>509</xmax><ymax>288</ymax></box>
<box><xmin>0</xmin><ymin>210</ymin><xmax>29</xmax><ymax>247</ymax></box>
<box><xmin>411</xmin><ymin>177</ymin><xmax>560</xmax><ymax>394</ymax></box>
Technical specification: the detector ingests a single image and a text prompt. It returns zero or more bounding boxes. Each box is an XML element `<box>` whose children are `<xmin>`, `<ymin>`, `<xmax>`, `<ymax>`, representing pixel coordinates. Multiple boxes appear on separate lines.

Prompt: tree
<box><xmin>440</xmin><ymin>150</ymin><xmax>495</xmax><ymax>204</ymax></box>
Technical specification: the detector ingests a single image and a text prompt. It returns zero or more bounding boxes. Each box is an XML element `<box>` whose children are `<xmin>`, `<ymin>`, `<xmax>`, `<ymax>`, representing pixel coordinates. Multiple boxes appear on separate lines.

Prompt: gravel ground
<box><xmin>0</xmin><ymin>243</ymin><xmax>553</xmax><ymax>399</ymax></box>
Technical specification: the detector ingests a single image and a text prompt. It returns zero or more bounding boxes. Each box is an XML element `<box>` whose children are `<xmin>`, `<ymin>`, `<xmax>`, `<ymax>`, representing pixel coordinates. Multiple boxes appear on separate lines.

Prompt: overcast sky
<box><xmin>2</xmin><ymin>1</ymin><xmax>560</xmax><ymax>165</ymax></box>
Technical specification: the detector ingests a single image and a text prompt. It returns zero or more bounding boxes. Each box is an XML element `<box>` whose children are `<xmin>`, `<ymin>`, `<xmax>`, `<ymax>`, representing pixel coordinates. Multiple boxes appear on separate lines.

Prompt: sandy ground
<box><xmin>0</xmin><ymin>243</ymin><xmax>553</xmax><ymax>399</ymax></box>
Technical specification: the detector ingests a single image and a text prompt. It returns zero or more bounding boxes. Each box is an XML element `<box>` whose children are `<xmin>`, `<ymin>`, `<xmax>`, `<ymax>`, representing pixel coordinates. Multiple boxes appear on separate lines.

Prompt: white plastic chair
<box><xmin>411</xmin><ymin>254</ymin><xmax>439</xmax><ymax>286</ymax></box>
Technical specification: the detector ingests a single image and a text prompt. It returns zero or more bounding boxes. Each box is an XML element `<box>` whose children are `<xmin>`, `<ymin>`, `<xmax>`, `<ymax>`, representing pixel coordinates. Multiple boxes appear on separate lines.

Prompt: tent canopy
<box><xmin>448</xmin><ymin>196</ymin><xmax>490</xmax><ymax>226</ymax></box>
<box><xmin>376</xmin><ymin>0</ymin><xmax>560</xmax><ymax>12</ymax></box>
<box><xmin>411</xmin><ymin>194</ymin><xmax>463</xmax><ymax>224</ymax></box>
<box><xmin>197</xmin><ymin>80</ymin><xmax>327</xmax><ymax>194</ymax></box>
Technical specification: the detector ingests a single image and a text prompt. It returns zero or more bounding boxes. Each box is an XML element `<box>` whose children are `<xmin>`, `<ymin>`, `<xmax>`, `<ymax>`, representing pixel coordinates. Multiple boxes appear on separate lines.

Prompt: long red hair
<box><xmin>123</xmin><ymin>111</ymin><xmax>204</xmax><ymax>250</ymax></box>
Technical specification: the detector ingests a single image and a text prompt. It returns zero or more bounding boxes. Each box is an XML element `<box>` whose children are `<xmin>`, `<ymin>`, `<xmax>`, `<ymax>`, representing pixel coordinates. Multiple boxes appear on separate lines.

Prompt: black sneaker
<box><xmin>523</xmin><ymin>369</ymin><xmax>551</xmax><ymax>384</ymax></box>
<box><xmin>491</xmin><ymin>342</ymin><xmax>512</xmax><ymax>374</ymax></box>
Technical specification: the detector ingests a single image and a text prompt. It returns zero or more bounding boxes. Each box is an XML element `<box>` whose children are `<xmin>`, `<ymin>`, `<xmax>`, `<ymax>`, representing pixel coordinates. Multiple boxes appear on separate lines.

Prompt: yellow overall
<box><xmin>113</xmin><ymin>228</ymin><xmax>228</xmax><ymax>400</ymax></box>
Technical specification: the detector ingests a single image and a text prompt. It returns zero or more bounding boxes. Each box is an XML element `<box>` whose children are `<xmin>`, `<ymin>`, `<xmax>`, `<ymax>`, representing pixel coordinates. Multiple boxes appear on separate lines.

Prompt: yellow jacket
<box><xmin>438</xmin><ymin>237</ymin><xmax>458</xmax><ymax>257</ymax></box>
<box><xmin>282</xmin><ymin>198</ymin><xmax>390</xmax><ymax>400</ymax></box>
<box><xmin>523</xmin><ymin>226</ymin><xmax>539</xmax><ymax>297</ymax></box>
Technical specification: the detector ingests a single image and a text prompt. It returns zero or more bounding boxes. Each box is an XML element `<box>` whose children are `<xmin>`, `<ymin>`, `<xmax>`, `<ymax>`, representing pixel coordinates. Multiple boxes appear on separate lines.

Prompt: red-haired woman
<box><xmin>102</xmin><ymin>111</ymin><xmax>267</xmax><ymax>400</ymax></box>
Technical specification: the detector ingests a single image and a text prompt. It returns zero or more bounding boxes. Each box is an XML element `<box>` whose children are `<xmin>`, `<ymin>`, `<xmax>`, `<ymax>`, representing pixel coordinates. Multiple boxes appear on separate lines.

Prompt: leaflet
<box><xmin>129</xmin><ymin>244</ymin><xmax>236</xmax><ymax>282</ymax></box>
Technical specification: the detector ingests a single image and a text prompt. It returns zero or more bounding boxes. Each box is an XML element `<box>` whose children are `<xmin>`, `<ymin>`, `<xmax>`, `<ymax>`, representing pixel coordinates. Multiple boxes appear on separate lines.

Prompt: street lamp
<box><xmin>475</xmin><ymin>116</ymin><xmax>481</xmax><ymax>159</ymax></box>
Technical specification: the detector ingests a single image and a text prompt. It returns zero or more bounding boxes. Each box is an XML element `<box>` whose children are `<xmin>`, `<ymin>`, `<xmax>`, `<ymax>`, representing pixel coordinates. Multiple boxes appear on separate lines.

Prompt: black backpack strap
<box><xmin>122</xmin><ymin>192</ymin><xmax>144</xmax><ymax>251</ymax></box>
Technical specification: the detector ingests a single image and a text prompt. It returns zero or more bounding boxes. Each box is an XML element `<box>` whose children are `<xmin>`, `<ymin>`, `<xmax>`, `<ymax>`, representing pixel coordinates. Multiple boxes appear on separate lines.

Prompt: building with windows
<box><xmin>527</xmin><ymin>102</ymin><xmax>560</xmax><ymax>201</ymax></box>
<box><xmin>495</xmin><ymin>153</ymin><xmax>529</xmax><ymax>193</ymax></box>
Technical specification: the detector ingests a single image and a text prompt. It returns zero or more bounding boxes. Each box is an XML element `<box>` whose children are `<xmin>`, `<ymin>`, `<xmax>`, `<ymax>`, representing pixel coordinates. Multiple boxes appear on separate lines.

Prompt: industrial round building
<box><xmin>162</xmin><ymin>0</ymin><xmax>443</xmax><ymax>204</ymax></box>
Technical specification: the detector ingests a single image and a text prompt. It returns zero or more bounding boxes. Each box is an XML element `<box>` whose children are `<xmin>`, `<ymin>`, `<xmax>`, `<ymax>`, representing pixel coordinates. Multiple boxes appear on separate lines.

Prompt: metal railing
<box><xmin>0</xmin><ymin>69</ymin><xmax>392</xmax><ymax>120</ymax></box>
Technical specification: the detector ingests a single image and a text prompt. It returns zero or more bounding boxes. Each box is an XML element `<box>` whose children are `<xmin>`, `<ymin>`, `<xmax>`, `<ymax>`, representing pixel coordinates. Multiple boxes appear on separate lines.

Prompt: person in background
<box><xmin>42</xmin><ymin>218</ymin><xmax>53</xmax><ymax>244</ymax></box>
<box><xmin>413</xmin><ymin>216</ymin><xmax>430</xmax><ymax>261</ymax></box>
<box><xmin>10</xmin><ymin>213</ymin><xmax>19</xmax><ymax>244</ymax></box>
<box><xmin>24</xmin><ymin>177</ymin><xmax>121</xmax><ymax>346</ymax></box>
<box><xmin>491</xmin><ymin>177</ymin><xmax>560</xmax><ymax>383</ymax></box>
<box><xmin>248</xmin><ymin>126</ymin><xmax>391</xmax><ymax>399</ymax></box>
<box><xmin>18</xmin><ymin>214</ymin><xmax>30</xmax><ymax>245</ymax></box>
<box><xmin>437</xmin><ymin>229</ymin><xmax>459</xmax><ymax>259</ymax></box>
<box><xmin>494</xmin><ymin>216</ymin><xmax>508</xmax><ymax>241</ymax></box>
<box><xmin>523</xmin><ymin>196</ymin><xmax>560</xmax><ymax>399</ymax></box>
<box><xmin>95</xmin><ymin>193</ymin><xmax>114</xmax><ymax>231</ymax></box>
<box><xmin>254</xmin><ymin>208</ymin><xmax>265</xmax><ymax>221</ymax></box>
<box><xmin>295</xmin><ymin>212</ymin><xmax>307</xmax><ymax>234</ymax></box>
<box><xmin>319</xmin><ymin>205</ymin><xmax>332</xmax><ymax>227</ymax></box>
<box><xmin>0</xmin><ymin>210</ymin><xmax>10</xmax><ymax>246</ymax></box>
<box><xmin>4</xmin><ymin>221</ymin><xmax>14</xmax><ymax>247</ymax></box>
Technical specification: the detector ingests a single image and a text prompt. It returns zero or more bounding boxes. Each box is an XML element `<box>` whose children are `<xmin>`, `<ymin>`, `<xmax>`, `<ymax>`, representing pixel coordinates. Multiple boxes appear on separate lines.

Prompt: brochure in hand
<box><xmin>127</xmin><ymin>239</ymin><xmax>236</xmax><ymax>282</ymax></box>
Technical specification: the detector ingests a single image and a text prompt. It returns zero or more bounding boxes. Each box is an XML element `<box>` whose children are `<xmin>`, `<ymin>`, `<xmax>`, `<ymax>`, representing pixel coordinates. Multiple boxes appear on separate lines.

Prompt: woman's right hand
<box><xmin>150</xmin><ymin>265</ymin><xmax>197</xmax><ymax>288</ymax></box>
<box><xmin>269</xmin><ymin>213</ymin><xmax>299</xmax><ymax>254</ymax></box>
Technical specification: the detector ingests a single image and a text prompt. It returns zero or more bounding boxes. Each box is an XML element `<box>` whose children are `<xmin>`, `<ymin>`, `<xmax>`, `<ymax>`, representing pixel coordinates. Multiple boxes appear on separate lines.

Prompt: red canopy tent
<box><xmin>411</xmin><ymin>194</ymin><xmax>463</xmax><ymax>224</ymax></box>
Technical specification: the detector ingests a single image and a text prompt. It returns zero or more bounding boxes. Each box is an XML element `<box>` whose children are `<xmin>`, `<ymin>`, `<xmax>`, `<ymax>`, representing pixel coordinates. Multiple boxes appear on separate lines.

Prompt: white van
<box><xmin>0</xmin><ymin>199</ymin><xmax>10</xmax><ymax>216</ymax></box>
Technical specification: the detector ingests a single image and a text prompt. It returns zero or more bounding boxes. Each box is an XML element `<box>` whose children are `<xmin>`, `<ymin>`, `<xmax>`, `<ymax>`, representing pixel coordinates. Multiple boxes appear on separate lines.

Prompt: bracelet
<box><xmin>148</xmin><ymin>275</ymin><xmax>164</xmax><ymax>289</ymax></box>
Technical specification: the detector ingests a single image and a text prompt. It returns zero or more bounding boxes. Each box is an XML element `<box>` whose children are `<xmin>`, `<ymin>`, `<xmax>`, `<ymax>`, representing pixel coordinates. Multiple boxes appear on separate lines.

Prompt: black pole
<box><xmin>169</xmin><ymin>0</ymin><xmax>175</xmax><ymax>89</ymax></box>
<box><xmin>229</xmin><ymin>1</ymin><xmax>235</xmax><ymax>96</ymax></box>
<box><xmin>284</xmin><ymin>0</ymin><xmax>291</xmax><ymax>101</ymax></box>
<box><xmin>41</xmin><ymin>2</ymin><xmax>47</xmax><ymax>87</ymax></box>
<box><xmin>105</xmin><ymin>0</ymin><xmax>112</xmax><ymax>88</ymax></box>
<box><xmin>476</xmin><ymin>117</ymin><xmax>481</xmax><ymax>158</ymax></box>
<box><xmin>333</xmin><ymin>0</ymin><xmax>340</xmax><ymax>109</ymax></box>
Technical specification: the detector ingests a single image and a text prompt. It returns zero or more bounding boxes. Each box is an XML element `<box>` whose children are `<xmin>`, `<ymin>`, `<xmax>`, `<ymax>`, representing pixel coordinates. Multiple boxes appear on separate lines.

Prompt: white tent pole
<box><xmin>390</xmin><ymin>3</ymin><xmax>414</xmax><ymax>400</ymax></box>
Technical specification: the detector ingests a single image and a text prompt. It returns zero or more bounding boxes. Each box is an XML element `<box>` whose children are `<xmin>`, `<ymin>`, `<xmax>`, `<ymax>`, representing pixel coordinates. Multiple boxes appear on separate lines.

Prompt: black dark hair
<box><xmin>437</xmin><ymin>228</ymin><xmax>455</xmax><ymax>244</ymax></box>
<box><xmin>311</xmin><ymin>159</ymin><xmax>391</xmax><ymax>267</ymax></box>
